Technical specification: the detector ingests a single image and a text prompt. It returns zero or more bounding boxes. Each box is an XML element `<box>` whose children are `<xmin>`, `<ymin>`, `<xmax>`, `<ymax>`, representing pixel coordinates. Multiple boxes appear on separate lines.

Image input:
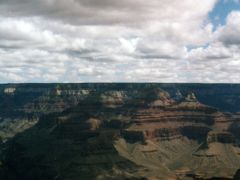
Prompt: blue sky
<box><xmin>0</xmin><ymin>0</ymin><xmax>240</xmax><ymax>83</ymax></box>
<box><xmin>210</xmin><ymin>0</ymin><xmax>240</xmax><ymax>27</ymax></box>
<box><xmin>186</xmin><ymin>0</ymin><xmax>240</xmax><ymax>51</ymax></box>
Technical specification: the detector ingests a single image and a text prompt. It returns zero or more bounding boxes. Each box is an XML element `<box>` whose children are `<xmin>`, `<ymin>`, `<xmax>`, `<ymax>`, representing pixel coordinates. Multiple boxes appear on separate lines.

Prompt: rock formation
<box><xmin>0</xmin><ymin>84</ymin><xmax>240</xmax><ymax>180</ymax></box>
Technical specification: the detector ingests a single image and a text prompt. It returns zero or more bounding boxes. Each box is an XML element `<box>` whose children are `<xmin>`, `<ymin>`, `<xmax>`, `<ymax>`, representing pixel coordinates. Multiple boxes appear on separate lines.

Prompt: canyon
<box><xmin>0</xmin><ymin>84</ymin><xmax>240</xmax><ymax>180</ymax></box>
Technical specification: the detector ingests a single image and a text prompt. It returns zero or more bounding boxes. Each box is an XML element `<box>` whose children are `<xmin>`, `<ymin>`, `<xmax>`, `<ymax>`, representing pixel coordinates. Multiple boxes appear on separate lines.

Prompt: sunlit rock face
<box><xmin>3</xmin><ymin>87</ymin><xmax>16</xmax><ymax>95</ymax></box>
<box><xmin>0</xmin><ymin>84</ymin><xmax>240</xmax><ymax>180</ymax></box>
<box><xmin>100</xmin><ymin>90</ymin><xmax>128</xmax><ymax>107</ymax></box>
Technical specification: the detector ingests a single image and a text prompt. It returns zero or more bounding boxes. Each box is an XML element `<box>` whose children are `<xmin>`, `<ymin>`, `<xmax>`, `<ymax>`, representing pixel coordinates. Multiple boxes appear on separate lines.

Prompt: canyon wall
<box><xmin>0</xmin><ymin>84</ymin><xmax>240</xmax><ymax>180</ymax></box>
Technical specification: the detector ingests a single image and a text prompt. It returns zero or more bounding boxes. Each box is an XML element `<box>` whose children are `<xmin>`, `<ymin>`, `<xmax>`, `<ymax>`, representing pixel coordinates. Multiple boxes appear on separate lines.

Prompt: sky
<box><xmin>0</xmin><ymin>0</ymin><xmax>240</xmax><ymax>83</ymax></box>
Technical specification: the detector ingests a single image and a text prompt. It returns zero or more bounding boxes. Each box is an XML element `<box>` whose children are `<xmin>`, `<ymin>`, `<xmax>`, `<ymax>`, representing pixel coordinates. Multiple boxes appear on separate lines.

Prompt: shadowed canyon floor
<box><xmin>0</xmin><ymin>84</ymin><xmax>240</xmax><ymax>180</ymax></box>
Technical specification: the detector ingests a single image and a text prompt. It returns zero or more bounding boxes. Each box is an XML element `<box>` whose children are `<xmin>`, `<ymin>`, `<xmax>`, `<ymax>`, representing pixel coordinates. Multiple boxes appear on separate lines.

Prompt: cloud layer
<box><xmin>0</xmin><ymin>0</ymin><xmax>239</xmax><ymax>82</ymax></box>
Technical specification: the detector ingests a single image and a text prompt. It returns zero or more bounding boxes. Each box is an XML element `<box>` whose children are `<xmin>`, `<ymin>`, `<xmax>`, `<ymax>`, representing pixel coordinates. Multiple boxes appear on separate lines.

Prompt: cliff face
<box><xmin>0</xmin><ymin>84</ymin><xmax>240</xmax><ymax>180</ymax></box>
<box><xmin>123</xmin><ymin>92</ymin><xmax>221</xmax><ymax>143</ymax></box>
<box><xmin>0</xmin><ymin>85</ymin><xmax>91</xmax><ymax>142</ymax></box>
<box><xmin>114</xmin><ymin>91</ymin><xmax>239</xmax><ymax>179</ymax></box>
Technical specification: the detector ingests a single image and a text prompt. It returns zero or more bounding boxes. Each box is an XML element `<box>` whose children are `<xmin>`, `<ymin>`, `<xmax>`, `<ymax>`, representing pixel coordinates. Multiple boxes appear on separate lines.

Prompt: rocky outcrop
<box><xmin>123</xmin><ymin>92</ymin><xmax>228</xmax><ymax>143</ymax></box>
<box><xmin>148</xmin><ymin>88</ymin><xmax>175</xmax><ymax>107</ymax></box>
<box><xmin>0</xmin><ymin>117</ymin><xmax>38</xmax><ymax>142</ymax></box>
<box><xmin>100</xmin><ymin>90</ymin><xmax>127</xmax><ymax>107</ymax></box>
<box><xmin>207</xmin><ymin>131</ymin><xmax>235</xmax><ymax>144</ymax></box>
<box><xmin>87</xmin><ymin>118</ymin><xmax>101</xmax><ymax>131</ymax></box>
<box><xmin>174</xmin><ymin>89</ymin><xmax>184</xmax><ymax>101</ymax></box>
<box><xmin>3</xmin><ymin>87</ymin><xmax>16</xmax><ymax>95</ymax></box>
<box><xmin>54</xmin><ymin>89</ymin><xmax>90</xmax><ymax>96</ymax></box>
<box><xmin>170</xmin><ymin>92</ymin><xmax>217</xmax><ymax>112</ymax></box>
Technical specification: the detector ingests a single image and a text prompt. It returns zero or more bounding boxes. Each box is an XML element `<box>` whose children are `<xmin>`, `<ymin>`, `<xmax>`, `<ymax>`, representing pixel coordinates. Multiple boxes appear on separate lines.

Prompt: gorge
<box><xmin>0</xmin><ymin>83</ymin><xmax>240</xmax><ymax>180</ymax></box>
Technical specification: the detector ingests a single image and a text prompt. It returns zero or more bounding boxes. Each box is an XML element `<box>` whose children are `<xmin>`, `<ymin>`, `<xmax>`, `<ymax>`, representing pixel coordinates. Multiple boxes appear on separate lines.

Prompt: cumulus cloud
<box><xmin>215</xmin><ymin>11</ymin><xmax>240</xmax><ymax>45</ymax></box>
<box><xmin>0</xmin><ymin>0</ymin><xmax>217</xmax><ymax>25</ymax></box>
<box><xmin>0</xmin><ymin>0</ymin><xmax>239</xmax><ymax>82</ymax></box>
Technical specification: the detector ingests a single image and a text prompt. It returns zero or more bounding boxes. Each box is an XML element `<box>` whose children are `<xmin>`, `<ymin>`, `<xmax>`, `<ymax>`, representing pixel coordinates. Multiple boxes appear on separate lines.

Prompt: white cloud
<box><xmin>215</xmin><ymin>11</ymin><xmax>240</xmax><ymax>45</ymax></box>
<box><xmin>0</xmin><ymin>0</ymin><xmax>239</xmax><ymax>83</ymax></box>
<box><xmin>0</xmin><ymin>0</ymin><xmax>217</xmax><ymax>25</ymax></box>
